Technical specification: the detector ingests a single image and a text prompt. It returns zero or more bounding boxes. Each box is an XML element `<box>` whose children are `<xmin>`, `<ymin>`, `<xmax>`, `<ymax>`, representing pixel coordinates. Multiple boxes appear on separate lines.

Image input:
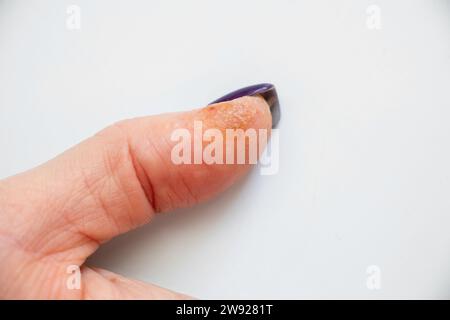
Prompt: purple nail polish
<box><xmin>210</xmin><ymin>83</ymin><xmax>280</xmax><ymax>128</ymax></box>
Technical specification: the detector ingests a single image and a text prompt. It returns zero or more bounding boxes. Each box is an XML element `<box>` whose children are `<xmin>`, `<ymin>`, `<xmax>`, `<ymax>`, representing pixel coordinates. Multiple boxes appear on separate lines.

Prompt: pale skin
<box><xmin>0</xmin><ymin>96</ymin><xmax>272</xmax><ymax>299</ymax></box>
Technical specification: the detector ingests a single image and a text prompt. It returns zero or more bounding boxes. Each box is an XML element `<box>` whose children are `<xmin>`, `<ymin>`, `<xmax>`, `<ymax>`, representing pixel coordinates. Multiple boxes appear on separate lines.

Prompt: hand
<box><xmin>0</xmin><ymin>96</ymin><xmax>271</xmax><ymax>299</ymax></box>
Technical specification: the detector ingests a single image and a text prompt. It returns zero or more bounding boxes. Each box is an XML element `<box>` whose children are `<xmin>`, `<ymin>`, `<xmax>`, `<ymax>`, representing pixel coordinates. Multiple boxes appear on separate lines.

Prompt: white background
<box><xmin>1</xmin><ymin>0</ymin><xmax>450</xmax><ymax>299</ymax></box>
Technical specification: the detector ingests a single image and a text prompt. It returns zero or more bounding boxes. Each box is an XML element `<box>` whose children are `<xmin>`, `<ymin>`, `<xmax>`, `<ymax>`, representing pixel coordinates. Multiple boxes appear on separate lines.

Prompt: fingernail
<box><xmin>210</xmin><ymin>83</ymin><xmax>281</xmax><ymax>128</ymax></box>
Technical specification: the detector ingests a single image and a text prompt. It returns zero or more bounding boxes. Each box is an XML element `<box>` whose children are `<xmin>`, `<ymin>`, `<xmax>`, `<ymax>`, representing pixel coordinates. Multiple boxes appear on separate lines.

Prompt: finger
<box><xmin>0</xmin><ymin>96</ymin><xmax>272</xmax><ymax>265</ymax></box>
<box><xmin>80</xmin><ymin>267</ymin><xmax>193</xmax><ymax>300</ymax></box>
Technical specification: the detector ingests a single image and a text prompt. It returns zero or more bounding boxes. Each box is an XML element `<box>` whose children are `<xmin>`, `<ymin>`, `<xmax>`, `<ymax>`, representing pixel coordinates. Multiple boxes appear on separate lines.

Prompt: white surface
<box><xmin>1</xmin><ymin>0</ymin><xmax>450</xmax><ymax>299</ymax></box>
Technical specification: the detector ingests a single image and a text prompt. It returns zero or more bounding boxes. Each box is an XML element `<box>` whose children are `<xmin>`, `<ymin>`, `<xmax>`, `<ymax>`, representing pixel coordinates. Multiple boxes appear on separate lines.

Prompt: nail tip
<box><xmin>210</xmin><ymin>83</ymin><xmax>281</xmax><ymax>128</ymax></box>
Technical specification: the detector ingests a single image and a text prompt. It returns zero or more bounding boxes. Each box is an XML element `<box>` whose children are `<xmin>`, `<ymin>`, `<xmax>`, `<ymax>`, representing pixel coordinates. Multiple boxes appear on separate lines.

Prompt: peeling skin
<box><xmin>197</xmin><ymin>96</ymin><xmax>272</xmax><ymax>131</ymax></box>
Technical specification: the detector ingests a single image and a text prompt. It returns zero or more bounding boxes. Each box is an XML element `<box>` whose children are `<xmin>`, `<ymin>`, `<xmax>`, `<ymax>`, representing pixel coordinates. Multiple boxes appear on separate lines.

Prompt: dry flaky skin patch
<box><xmin>196</xmin><ymin>95</ymin><xmax>272</xmax><ymax>131</ymax></box>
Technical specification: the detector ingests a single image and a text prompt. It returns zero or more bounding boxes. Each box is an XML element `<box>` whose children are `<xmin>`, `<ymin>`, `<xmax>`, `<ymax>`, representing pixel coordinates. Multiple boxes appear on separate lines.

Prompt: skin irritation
<box><xmin>197</xmin><ymin>95</ymin><xmax>271</xmax><ymax>131</ymax></box>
